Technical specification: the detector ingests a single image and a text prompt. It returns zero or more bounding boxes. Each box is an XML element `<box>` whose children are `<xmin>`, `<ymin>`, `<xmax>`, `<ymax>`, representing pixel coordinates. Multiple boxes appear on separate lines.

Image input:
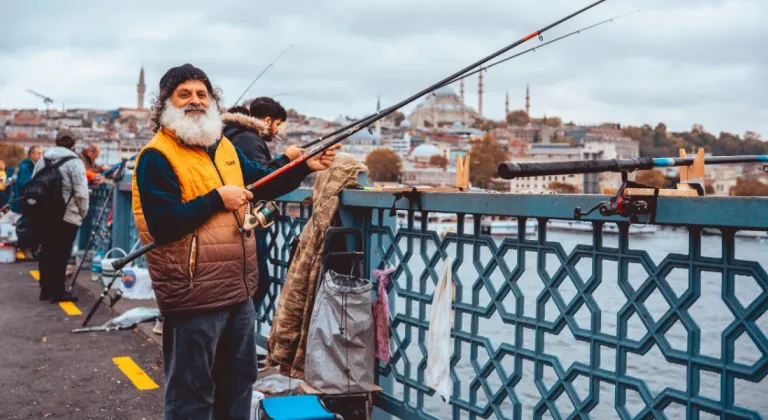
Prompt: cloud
<box><xmin>1</xmin><ymin>0</ymin><xmax>766</xmax><ymax>137</ymax></box>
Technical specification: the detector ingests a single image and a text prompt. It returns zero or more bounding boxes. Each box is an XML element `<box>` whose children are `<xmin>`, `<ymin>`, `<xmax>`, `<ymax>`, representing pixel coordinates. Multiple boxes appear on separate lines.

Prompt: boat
<box><xmin>396</xmin><ymin>212</ymin><xmax>537</xmax><ymax>237</ymax></box>
<box><xmin>546</xmin><ymin>219</ymin><xmax>658</xmax><ymax>235</ymax></box>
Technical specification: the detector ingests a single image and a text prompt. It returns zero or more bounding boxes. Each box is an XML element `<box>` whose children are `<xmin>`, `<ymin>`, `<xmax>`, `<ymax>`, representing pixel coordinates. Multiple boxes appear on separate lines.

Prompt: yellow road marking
<box><xmin>29</xmin><ymin>270</ymin><xmax>39</xmax><ymax>281</ymax></box>
<box><xmin>112</xmin><ymin>357</ymin><xmax>159</xmax><ymax>390</ymax></box>
<box><xmin>59</xmin><ymin>302</ymin><xmax>82</xmax><ymax>316</ymax></box>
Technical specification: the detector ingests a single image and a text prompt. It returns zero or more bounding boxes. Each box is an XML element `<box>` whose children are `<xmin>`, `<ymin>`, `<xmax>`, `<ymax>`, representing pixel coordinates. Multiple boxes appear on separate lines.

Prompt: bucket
<box><xmin>101</xmin><ymin>248</ymin><xmax>127</xmax><ymax>288</ymax></box>
<box><xmin>0</xmin><ymin>244</ymin><xmax>17</xmax><ymax>263</ymax></box>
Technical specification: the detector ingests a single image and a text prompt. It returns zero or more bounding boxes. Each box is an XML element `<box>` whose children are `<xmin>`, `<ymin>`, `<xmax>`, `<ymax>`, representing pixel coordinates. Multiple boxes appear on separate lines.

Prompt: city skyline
<box><xmin>1</xmin><ymin>0</ymin><xmax>766</xmax><ymax>137</ymax></box>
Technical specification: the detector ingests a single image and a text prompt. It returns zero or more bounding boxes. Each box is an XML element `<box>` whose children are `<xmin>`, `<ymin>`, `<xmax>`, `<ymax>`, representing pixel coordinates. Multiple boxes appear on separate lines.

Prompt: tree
<box><xmin>547</xmin><ymin>182</ymin><xmax>578</xmax><ymax>194</ymax></box>
<box><xmin>365</xmin><ymin>148</ymin><xmax>402</xmax><ymax>183</ymax></box>
<box><xmin>730</xmin><ymin>178</ymin><xmax>768</xmax><ymax>197</ymax></box>
<box><xmin>506</xmin><ymin>110</ymin><xmax>529</xmax><ymax>127</ymax></box>
<box><xmin>469</xmin><ymin>133</ymin><xmax>509</xmax><ymax>189</ymax></box>
<box><xmin>635</xmin><ymin>169</ymin><xmax>666</xmax><ymax>188</ymax></box>
<box><xmin>429</xmin><ymin>154</ymin><xmax>449</xmax><ymax>170</ymax></box>
<box><xmin>0</xmin><ymin>144</ymin><xmax>27</xmax><ymax>168</ymax></box>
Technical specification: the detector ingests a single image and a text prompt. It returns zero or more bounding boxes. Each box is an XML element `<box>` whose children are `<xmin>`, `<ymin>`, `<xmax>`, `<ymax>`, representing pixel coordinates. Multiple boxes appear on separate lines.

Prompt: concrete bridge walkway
<box><xmin>0</xmin><ymin>261</ymin><xmax>164</xmax><ymax>419</ymax></box>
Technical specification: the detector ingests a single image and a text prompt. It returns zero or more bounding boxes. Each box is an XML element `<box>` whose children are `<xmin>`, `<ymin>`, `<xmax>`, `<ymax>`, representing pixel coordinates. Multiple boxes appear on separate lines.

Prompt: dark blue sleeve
<box><xmin>136</xmin><ymin>149</ymin><xmax>225</xmax><ymax>244</ymax></box>
<box><xmin>236</xmin><ymin>147</ymin><xmax>313</xmax><ymax>201</ymax></box>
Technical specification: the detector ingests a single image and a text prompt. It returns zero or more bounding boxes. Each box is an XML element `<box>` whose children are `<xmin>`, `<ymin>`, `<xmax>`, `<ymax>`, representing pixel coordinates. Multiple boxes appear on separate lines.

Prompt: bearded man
<box><xmin>132</xmin><ymin>63</ymin><xmax>338</xmax><ymax>419</ymax></box>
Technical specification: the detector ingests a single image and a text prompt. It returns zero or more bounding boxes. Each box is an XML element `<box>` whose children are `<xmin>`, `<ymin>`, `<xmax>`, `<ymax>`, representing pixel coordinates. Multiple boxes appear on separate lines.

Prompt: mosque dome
<box><xmin>410</xmin><ymin>144</ymin><xmax>442</xmax><ymax>159</ymax></box>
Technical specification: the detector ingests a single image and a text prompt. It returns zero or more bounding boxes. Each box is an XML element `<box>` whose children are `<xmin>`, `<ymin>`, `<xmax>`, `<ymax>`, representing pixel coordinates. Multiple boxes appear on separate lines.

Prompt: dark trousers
<box><xmin>38</xmin><ymin>221</ymin><xmax>79</xmax><ymax>297</ymax></box>
<box><xmin>162</xmin><ymin>299</ymin><xmax>258</xmax><ymax>420</ymax></box>
<box><xmin>252</xmin><ymin>230</ymin><xmax>270</xmax><ymax>311</ymax></box>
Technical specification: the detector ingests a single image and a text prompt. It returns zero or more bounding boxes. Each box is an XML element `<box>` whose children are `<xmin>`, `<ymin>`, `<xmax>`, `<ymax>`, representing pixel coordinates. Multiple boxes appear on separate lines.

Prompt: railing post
<box><xmin>111</xmin><ymin>172</ymin><xmax>134</xmax><ymax>253</ymax></box>
<box><xmin>336</xmin><ymin>172</ymin><xmax>396</xmax><ymax>420</ymax></box>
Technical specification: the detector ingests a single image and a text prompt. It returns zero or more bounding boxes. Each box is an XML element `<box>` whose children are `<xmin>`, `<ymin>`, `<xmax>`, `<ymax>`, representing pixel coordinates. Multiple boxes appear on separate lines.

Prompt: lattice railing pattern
<box><xmin>256</xmin><ymin>199</ymin><xmax>767</xmax><ymax>420</ymax></box>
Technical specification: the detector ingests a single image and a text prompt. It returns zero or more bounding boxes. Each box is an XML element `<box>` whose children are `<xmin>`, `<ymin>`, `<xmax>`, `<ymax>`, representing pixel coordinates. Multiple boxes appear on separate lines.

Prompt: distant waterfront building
<box><xmin>406</xmin><ymin>86</ymin><xmax>480</xmax><ymax>128</ymax></box>
<box><xmin>507</xmin><ymin>144</ymin><xmax>583</xmax><ymax>193</ymax></box>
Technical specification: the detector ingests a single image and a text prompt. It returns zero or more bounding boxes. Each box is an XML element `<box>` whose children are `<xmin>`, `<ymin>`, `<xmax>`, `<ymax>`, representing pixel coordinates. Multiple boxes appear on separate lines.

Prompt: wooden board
<box><xmin>602</xmin><ymin>187</ymin><xmax>700</xmax><ymax>197</ymax></box>
<box><xmin>298</xmin><ymin>382</ymin><xmax>383</xmax><ymax>395</ymax></box>
<box><xmin>372</xmin><ymin>186</ymin><xmax>464</xmax><ymax>193</ymax></box>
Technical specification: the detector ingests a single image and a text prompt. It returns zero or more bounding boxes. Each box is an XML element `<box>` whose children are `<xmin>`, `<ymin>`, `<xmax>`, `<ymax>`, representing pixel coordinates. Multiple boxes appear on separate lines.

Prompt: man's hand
<box><xmin>307</xmin><ymin>144</ymin><xmax>341</xmax><ymax>172</ymax></box>
<box><xmin>216</xmin><ymin>185</ymin><xmax>254</xmax><ymax>211</ymax></box>
<box><xmin>284</xmin><ymin>146</ymin><xmax>304</xmax><ymax>161</ymax></box>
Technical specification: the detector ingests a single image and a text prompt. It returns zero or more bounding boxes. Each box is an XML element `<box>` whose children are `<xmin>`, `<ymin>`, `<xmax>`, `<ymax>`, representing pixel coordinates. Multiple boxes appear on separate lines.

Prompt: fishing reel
<box><xmin>574</xmin><ymin>171</ymin><xmax>659</xmax><ymax>224</ymax></box>
<box><xmin>240</xmin><ymin>200</ymin><xmax>281</xmax><ymax>234</ymax></box>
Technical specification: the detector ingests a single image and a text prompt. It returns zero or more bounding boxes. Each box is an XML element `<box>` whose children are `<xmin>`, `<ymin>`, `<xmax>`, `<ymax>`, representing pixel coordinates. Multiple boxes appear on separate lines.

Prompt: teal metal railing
<box><xmin>99</xmin><ymin>173</ymin><xmax>768</xmax><ymax>419</ymax></box>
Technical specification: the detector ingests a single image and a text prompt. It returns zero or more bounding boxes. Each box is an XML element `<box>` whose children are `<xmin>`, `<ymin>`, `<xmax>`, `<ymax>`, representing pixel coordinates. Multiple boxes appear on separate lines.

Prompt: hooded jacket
<box><xmin>221</xmin><ymin>112</ymin><xmax>304</xmax><ymax>199</ymax></box>
<box><xmin>31</xmin><ymin>147</ymin><xmax>90</xmax><ymax>226</ymax></box>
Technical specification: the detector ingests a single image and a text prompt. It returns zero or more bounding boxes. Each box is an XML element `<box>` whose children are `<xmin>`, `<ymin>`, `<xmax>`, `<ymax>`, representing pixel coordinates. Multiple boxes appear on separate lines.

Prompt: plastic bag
<box><xmin>119</xmin><ymin>241</ymin><xmax>155</xmax><ymax>300</ymax></box>
<box><xmin>426</xmin><ymin>257</ymin><xmax>454</xmax><ymax>402</ymax></box>
<box><xmin>252</xmin><ymin>374</ymin><xmax>304</xmax><ymax>396</ymax></box>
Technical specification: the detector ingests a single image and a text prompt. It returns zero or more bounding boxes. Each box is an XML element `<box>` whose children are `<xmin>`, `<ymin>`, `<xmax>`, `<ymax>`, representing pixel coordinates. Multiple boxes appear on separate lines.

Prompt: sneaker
<box><xmin>152</xmin><ymin>319</ymin><xmax>163</xmax><ymax>335</ymax></box>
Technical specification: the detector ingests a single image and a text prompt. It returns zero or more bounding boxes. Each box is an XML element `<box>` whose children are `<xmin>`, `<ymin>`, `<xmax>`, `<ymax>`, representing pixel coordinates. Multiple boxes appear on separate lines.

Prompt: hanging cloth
<box><xmin>426</xmin><ymin>257</ymin><xmax>455</xmax><ymax>402</ymax></box>
<box><xmin>372</xmin><ymin>265</ymin><xmax>395</xmax><ymax>363</ymax></box>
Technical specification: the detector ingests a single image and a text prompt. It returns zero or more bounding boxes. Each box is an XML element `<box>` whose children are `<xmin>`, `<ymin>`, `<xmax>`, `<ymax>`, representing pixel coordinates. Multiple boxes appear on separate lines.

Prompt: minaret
<box><xmin>375</xmin><ymin>94</ymin><xmax>382</xmax><ymax>137</ymax></box>
<box><xmin>505</xmin><ymin>91</ymin><xmax>510</xmax><ymax>116</ymax></box>
<box><xmin>525</xmin><ymin>84</ymin><xmax>530</xmax><ymax>116</ymax></box>
<box><xmin>478</xmin><ymin>72</ymin><xmax>483</xmax><ymax>117</ymax></box>
<box><xmin>459</xmin><ymin>79</ymin><xmax>465</xmax><ymax>102</ymax></box>
<box><xmin>137</xmin><ymin>64</ymin><xmax>146</xmax><ymax>110</ymax></box>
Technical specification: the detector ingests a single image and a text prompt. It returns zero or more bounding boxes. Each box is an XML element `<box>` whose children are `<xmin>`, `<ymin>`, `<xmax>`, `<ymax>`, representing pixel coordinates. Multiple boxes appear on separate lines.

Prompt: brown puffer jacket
<box><xmin>131</xmin><ymin>128</ymin><xmax>258</xmax><ymax>314</ymax></box>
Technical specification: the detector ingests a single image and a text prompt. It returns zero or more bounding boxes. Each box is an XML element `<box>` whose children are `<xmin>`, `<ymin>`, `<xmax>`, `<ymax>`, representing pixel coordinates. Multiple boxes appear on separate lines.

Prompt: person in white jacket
<box><xmin>32</xmin><ymin>129</ymin><xmax>89</xmax><ymax>303</ymax></box>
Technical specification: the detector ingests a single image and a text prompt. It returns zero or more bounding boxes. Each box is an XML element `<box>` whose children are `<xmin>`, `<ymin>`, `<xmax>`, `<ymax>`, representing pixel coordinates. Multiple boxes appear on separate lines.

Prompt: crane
<box><xmin>27</xmin><ymin>89</ymin><xmax>54</xmax><ymax>115</ymax></box>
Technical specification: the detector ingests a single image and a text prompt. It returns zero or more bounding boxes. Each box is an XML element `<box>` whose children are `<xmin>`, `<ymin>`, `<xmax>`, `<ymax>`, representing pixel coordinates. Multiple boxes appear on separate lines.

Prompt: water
<box><xmin>377</xmin><ymin>226</ymin><xmax>768</xmax><ymax>419</ymax></box>
<box><xmin>261</xmin><ymin>224</ymin><xmax>768</xmax><ymax>419</ymax></box>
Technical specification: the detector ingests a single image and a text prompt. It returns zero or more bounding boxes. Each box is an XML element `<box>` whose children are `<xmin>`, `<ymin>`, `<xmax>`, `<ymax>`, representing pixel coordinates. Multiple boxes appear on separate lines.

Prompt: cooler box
<box><xmin>258</xmin><ymin>395</ymin><xmax>337</xmax><ymax>420</ymax></box>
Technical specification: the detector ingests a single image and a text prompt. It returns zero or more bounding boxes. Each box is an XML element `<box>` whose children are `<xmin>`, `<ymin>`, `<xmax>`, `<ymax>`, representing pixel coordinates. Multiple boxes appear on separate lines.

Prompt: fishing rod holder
<box><xmin>574</xmin><ymin>171</ymin><xmax>660</xmax><ymax>223</ymax></box>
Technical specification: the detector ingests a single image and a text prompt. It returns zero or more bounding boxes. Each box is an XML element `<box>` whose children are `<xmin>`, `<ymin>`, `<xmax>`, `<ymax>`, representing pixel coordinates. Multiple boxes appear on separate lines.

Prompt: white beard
<box><xmin>160</xmin><ymin>99</ymin><xmax>222</xmax><ymax>148</ymax></box>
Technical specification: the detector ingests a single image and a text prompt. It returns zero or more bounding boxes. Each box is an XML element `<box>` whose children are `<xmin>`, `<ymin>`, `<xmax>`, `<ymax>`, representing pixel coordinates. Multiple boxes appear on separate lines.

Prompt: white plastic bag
<box><xmin>426</xmin><ymin>257</ymin><xmax>454</xmax><ymax>402</ymax></box>
<box><xmin>119</xmin><ymin>241</ymin><xmax>155</xmax><ymax>300</ymax></box>
<box><xmin>252</xmin><ymin>374</ymin><xmax>304</xmax><ymax>396</ymax></box>
<box><xmin>120</xmin><ymin>266</ymin><xmax>155</xmax><ymax>300</ymax></box>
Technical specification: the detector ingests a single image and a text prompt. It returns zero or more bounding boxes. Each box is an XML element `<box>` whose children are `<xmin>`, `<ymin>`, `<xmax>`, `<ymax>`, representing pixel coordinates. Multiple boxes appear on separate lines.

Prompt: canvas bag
<box><xmin>305</xmin><ymin>269</ymin><xmax>376</xmax><ymax>394</ymax></box>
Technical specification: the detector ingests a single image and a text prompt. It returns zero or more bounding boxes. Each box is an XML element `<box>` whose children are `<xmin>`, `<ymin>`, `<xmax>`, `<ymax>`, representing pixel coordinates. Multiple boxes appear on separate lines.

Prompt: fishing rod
<box><xmin>497</xmin><ymin>155</ymin><xmax>768</xmax><ymax>179</ymax></box>
<box><xmin>442</xmin><ymin>9</ymin><xmax>641</xmax><ymax>87</ymax></box>
<box><xmin>280</xmin><ymin>0</ymin><xmax>609</xmax><ymax>172</ymax></box>
<box><xmin>234</xmin><ymin>44</ymin><xmax>295</xmax><ymax>105</ymax></box>
<box><xmin>90</xmin><ymin>153</ymin><xmax>138</xmax><ymax>183</ymax></box>
<box><xmin>298</xmin><ymin>4</ymin><xmax>626</xmax><ymax>151</ymax></box>
<box><xmin>498</xmin><ymin>153</ymin><xmax>768</xmax><ymax>223</ymax></box>
<box><xmin>130</xmin><ymin>0</ymin><xmax>609</xmax><ymax>254</ymax></box>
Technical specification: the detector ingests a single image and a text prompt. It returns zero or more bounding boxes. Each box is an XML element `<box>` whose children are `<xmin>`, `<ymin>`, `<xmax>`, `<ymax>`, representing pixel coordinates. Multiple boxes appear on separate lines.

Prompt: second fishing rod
<box><xmin>297</xmin><ymin>6</ymin><xmax>635</xmax><ymax>151</ymax></box>
<box><xmin>118</xmin><ymin>0</ymin><xmax>609</xmax><ymax>263</ymax></box>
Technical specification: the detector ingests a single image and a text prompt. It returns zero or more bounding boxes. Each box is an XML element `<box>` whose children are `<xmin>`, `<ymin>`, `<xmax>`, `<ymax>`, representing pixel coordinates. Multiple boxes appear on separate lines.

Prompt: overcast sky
<box><xmin>1</xmin><ymin>0</ymin><xmax>766</xmax><ymax>137</ymax></box>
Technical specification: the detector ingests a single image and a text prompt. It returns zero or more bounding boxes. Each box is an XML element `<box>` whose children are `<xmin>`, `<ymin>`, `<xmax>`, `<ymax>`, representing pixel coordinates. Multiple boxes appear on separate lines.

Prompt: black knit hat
<box><xmin>159</xmin><ymin>63</ymin><xmax>213</xmax><ymax>95</ymax></box>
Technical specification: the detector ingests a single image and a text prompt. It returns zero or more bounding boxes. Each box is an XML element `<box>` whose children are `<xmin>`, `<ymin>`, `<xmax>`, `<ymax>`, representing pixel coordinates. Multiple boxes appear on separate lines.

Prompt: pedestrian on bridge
<box><xmin>132</xmin><ymin>63</ymin><xmax>339</xmax><ymax>420</ymax></box>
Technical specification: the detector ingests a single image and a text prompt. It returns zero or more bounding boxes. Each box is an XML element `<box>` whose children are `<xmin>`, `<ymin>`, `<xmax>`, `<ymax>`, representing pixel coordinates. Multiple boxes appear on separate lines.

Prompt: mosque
<box><xmin>405</xmin><ymin>85</ymin><xmax>480</xmax><ymax>128</ymax></box>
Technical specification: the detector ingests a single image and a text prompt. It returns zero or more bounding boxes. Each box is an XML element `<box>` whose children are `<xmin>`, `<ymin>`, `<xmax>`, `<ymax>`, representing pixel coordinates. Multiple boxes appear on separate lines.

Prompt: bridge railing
<box><xmin>95</xmin><ymin>172</ymin><xmax>768</xmax><ymax>420</ymax></box>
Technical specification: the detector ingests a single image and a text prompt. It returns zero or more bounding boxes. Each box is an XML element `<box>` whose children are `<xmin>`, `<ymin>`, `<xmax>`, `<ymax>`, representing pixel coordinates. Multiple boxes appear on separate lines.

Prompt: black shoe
<box><xmin>39</xmin><ymin>290</ymin><xmax>50</xmax><ymax>301</ymax></box>
<box><xmin>50</xmin><ymin>292</ymin><xmax>79</xmax><ymax>303</ymax></box>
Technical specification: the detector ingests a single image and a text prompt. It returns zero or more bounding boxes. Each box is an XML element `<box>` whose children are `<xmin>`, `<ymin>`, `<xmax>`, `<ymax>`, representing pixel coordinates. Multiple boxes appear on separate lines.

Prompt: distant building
<box><xmin>406</xmin><ymin>86</ymin><xmax>480</xmax><ymax>128</ymax></box>
<box><xmin>507</xmin><ymin>144</ymin><xmax>583</xmax><ymax>193</ymax></box>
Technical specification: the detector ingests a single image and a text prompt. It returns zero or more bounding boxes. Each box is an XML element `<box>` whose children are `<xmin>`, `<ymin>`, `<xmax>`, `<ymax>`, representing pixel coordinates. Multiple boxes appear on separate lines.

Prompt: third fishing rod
<box><xmin>298</xmin><ymin>4</ymin><xmax>630</xmax><ymax>151</ymax></box>
<box><xmin>250</xmin><ymin>0</ymin><xmax>609</xmax><ymax>193</ymax></box>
